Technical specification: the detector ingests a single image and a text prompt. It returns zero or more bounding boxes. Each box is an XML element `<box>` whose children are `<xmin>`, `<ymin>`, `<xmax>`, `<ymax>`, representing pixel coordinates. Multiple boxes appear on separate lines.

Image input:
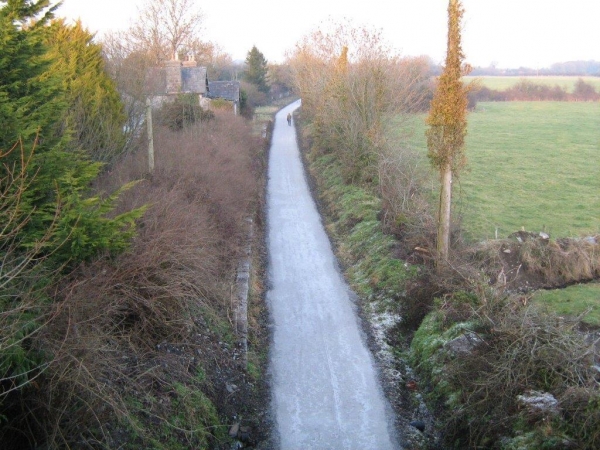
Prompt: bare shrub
<box><xmin>378</xmin><ymin>143</ymin><xmax>435</xmax><ymax>252</ymax></box>
<box><xmin>4</xmin><ymin>112</ymin><xmax>264</xmax><ymax>448</ymax></box>
<box><xmin>32</xmin><ymin>200</ymin><xmax>220</xmax><ymax>447</ymax></box>
<box><xmin>572</xmin><ymin>78</ymin><xmax>600</xmax><ymax>101</ymax></box>
<box><xmin>505</xmin><ymin>80</ymin><xmax>569</xmax><ymax>101</ymax></box>
<box><xmin>288</xmin><ymin>21</ymin><xmax>430</xmax><ymax>184</ymax></box>
<box><xmin>434</xmin><ymin>292</ymin><xmax>599</xmax><ymax>448</ymax></box>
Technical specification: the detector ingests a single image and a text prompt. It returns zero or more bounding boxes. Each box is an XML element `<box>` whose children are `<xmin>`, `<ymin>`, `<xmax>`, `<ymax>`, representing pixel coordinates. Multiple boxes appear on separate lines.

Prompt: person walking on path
<box><xmin>286</xmin><ymin>112</ymin><xmax>292</xmax><ymax>126</ymax></box>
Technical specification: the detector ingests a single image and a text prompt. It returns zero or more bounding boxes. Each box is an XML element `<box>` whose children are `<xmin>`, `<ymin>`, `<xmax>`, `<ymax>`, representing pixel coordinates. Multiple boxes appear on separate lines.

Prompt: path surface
<box><xmin>266</xmin><ymin>101</ymin><xmax>398</xmax><ymax>449</ymax></box>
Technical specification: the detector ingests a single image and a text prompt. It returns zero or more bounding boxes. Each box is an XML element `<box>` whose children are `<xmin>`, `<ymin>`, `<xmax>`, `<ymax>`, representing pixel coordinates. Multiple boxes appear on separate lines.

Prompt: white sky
<box><xmin>57</xmin><ymin>0</ymin><xmax>600</xmax><ymax>69</ymax></box>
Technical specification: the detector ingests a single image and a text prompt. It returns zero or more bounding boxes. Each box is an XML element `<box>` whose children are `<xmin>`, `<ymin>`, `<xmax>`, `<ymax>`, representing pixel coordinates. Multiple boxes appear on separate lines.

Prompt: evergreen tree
<box><xmin>0</xmin><ymin>0</ymin><xmax>64</xmax><ymax>155</ymax></box>
<box><xmin>45</xmin><ymin>19</ymin><xmax>127</xmax><ymax>163</ymax></box>
<box><xmin>426</xmin><ymin>0</ymin><xmax>470</xmax><ymax>265</ymax></box>
<box><xmin>243</xmin><ymin>45</ymin><xmax>269</xmax><ymax>93</ymax></box>
<box><xmin>0</xmin><ymin>0</ymin><xmax>142</xmax><ymax>265</ymax></box>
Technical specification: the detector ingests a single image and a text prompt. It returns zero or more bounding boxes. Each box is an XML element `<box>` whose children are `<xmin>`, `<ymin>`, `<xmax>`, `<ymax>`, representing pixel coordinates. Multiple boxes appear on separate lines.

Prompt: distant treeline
<box><xmin>429</xmin><ymin>60</ymin><xmax>600</xmax><ymax>77</ymax></box>
<box><xmin>414</xmin><ymin>77</ymin><xmax>599</xmax><ymax>112</ymax></box>
<box><xmin>469</xmin><ymin>78</ymin><xmax>600</xmax><ymax>103</ymax></box>
<box><xmin>469</xmin><ymin>60</ymin><xmax>600</xmax><ymax>77</ymax></box>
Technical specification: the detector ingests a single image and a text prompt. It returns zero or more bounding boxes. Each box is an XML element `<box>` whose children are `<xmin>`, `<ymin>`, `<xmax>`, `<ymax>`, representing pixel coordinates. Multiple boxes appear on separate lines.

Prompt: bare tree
<box><xmin>102</xmin><ymin>32</ymin><xmax>157</xmax><ymax>151</ymax></box>
<box><xmin>288</xmin><ymin>20</ymin><xmax>429</xmax><ymax>183</ymax></box>
<box><xmin>101</xmin><ymin>0</ymin><xmax>213</xmax><ymax>152</ymax></box>
<box><xmin>130</xmin><ymin>0</ymin><xmax>204</xmax><ymax>62</ymax></box>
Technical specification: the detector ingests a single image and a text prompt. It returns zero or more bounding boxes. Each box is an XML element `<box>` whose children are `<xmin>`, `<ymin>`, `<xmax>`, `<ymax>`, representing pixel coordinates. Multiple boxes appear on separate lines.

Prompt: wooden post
<box><xmin>146</xmin><ymin>98</ymin><xmax>155</xmax><ymax>173</ymax></box>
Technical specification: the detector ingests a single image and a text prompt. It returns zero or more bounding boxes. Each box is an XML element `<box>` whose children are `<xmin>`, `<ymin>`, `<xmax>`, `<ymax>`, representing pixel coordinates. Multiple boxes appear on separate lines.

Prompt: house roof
<box><xmin>181</xmin><ymin>66</ymin><xmax>208</xmax><ymax>94</ymax></box>
<box><xmin>208</xmin><ymin>81</ymin><xmax>240</xmax><ymax>102</ymax></box>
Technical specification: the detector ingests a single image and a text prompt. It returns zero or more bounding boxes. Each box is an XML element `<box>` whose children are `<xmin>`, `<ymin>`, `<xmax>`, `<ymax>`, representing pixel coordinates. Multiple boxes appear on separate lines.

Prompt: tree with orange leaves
<box><xmin>426</xmin><ymin>0</ymin><xmax>471</xmax><ymax>266</ymax></box>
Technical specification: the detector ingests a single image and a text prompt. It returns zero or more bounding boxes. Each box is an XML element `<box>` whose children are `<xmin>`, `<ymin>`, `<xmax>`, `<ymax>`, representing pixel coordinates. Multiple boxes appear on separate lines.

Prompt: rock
<box><xmin>539</xmin><ymin>232</ymin><xmax>550</xmax><ymax>240</ymax></box>
<box><xmin>517</xmin><ymin>391</ymin><xmax>560</xmax><ymax>417</ymax></box>
<box><xmin>228</xmin><ymin>422</ymin><xmax>240</xmax><ymax>438</ymax></box>
<box><xmin>226</xmin><ymin>382</ymin><xmax>238</xmax><ymax>394</ymax></box>
<box><xmin>444</xmin><ymin>332</ymin><xmax>483</xmax><ymax>355</ymax></box>
<box><xmin>239</xmin><ymin>426</ymin><xmax>251</xmax><ymax>442</ymax></box>
<box><xmin>409</xmin><ymin>420</ymin><xmax>426</xmax><ymax>432</ymax></box>
<box><xmin>406</xmin><ymin>379</ymin><xmax>418</xmax><ymax>391</ymax></box>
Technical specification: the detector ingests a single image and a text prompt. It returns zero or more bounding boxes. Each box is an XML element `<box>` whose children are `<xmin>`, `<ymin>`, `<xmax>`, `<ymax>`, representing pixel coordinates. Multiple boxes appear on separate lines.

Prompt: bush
<box><xmin>411</xmin><ymin>288</ymin><xmax>600</xmax><ymax>449</ymax></box>
<box><xmin>157</xmin><ymin>94</ymin><xmax>215</xmax><ymax>131</ymax></box>
<box><xmin>377</xmin><ymin>143</ymin><xmax>435</xmax><ymax>252</ymax></box>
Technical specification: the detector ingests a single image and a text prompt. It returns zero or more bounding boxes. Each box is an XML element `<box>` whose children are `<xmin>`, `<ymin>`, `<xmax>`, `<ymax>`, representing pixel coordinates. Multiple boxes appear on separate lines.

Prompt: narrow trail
<box><xmin>266</xmin><ymin>101</ymin><xmax>399</xmax><ymax>449</ymax></box>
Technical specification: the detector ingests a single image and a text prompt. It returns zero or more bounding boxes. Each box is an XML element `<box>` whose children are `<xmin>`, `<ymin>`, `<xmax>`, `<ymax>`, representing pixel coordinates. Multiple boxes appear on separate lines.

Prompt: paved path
<box><xmin>266</xmin><ymin>100</ymin><xmax>398</xmax><ymax>449</ymax></box>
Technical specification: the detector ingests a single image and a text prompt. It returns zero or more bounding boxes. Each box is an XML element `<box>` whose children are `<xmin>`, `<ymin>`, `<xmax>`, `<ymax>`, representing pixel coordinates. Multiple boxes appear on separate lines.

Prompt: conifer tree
<box><xmin>0</xmin><ymin>0</ymin><xmax>142</xmax><ymax>265</ymax></box>
<box><xmin>244</xmin><ymin>46</ymin><xmax>269</xmax><ymax>93</ymax></box>
<box><xmin>45</xmin><ymin>19</ymin><xmax>126</xmax><ymax>163</ymax></box>
<box><xmin>426</xmin><ymin>0</ymin><xmax>470</xmax><ymax>265</ymax></box>
<box><xmin>0</xmin><ymin>0</ymin><xmax>63</xmax><ymax>155</ymax></box>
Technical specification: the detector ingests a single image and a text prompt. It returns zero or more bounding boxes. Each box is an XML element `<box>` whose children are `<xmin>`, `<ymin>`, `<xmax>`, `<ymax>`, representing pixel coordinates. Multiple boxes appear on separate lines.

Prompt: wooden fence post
<box><xmin>146</xmin><ymin>98</ymin><xmax>155</xmax><ymax>173</ymax></box>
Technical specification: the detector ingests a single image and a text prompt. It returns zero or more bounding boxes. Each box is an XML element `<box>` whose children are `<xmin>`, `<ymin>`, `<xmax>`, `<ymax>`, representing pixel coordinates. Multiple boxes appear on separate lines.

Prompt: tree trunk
<box><xmin>437</xmin><ymin>164</ymin><xmax>452</xmax><ymax>266</ymax></box>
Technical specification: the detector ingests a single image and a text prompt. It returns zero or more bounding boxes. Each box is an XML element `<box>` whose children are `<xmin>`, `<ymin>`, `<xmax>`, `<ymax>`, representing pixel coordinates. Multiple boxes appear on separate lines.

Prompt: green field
<box><xmin>402</xmin><ymin>101</ymin><xmax>600</xmax><ymax>241</ymax></box>
<box><xmin>533</xmin><ymin>283</ymin><xmax>600</xmax><ymax>327</ymax></box>
<box><xmin>463</xmin><ymin>75</ymin><xmax>600</xmax><ymax>92</ymax></box>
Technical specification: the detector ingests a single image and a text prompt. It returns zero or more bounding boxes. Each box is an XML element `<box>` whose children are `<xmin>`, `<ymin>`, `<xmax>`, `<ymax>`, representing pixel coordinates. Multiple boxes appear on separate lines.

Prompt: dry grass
<box><xmin>519</xmin><ymin>237</ymin><xmax>600</xmax><ymax>285</ymax></box>
<box><xmin>468</xmin><ymin>233</ymin><xmax>600</xmax><ymax>293</ymax></box>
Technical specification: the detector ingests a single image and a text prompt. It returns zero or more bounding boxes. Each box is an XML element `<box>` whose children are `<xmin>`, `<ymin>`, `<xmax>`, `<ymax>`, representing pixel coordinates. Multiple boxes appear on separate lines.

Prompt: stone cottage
<box><xmin>208</xmin><ymin>80</ymin><xmax>241</xmax><ymax>115</ymax></box>
<box><xmin>149</xmin><ymin>56</ymin><xmax>209</xmax><ymax>108</ymax></box>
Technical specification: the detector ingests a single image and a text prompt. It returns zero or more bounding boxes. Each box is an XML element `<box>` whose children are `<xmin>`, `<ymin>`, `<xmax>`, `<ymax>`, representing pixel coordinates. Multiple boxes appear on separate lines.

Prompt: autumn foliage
<box><xmin>426</xmin><ymin>0</ymin><xmax>471</xmax><ymax>263</ymax></box>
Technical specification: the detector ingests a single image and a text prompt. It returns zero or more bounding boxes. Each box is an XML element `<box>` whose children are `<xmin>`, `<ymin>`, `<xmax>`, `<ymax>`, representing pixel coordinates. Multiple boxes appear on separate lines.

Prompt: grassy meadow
<box><xmin>463</xmin><ymin>75</ymin><xmax>600</xmax><ymax>92</ymax></box>
<box><xmin>402</xmin><ymin>101</ymin><xmax>600</xmax><ymax>241</ymax></box>
<box><xmin>533</xmin><ymin>283</ymin><xmax>600</xmax><ymax>326</ymax></box>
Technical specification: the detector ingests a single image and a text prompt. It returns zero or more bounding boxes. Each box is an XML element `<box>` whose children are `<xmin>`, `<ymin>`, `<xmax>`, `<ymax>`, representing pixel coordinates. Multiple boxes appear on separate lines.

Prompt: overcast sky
<box><xmin>57</xmin><ymin>0</ymin><xmax>600</xmax><ymax>69</ymax></box>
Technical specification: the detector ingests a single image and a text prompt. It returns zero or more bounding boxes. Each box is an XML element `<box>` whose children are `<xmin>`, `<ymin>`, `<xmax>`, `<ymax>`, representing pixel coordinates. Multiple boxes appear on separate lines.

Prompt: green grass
<box><xmin>309</xmin><ymin>153</ymin><xmax>417</xmax><ymax>304</ymax></box>
<box><xmin>404</xmin><ymin>102</ymin><xmax>600</xmax><ymax>241</ymax></box>
<box><xmin>463</xmin><ymin>76</ymin><xmax>600</xmax><ymax>92</ymax></box>
<box><xmin>533</xmin><ymin>283</ymin><xmax>600</xmax><ymax>327</ymax></box>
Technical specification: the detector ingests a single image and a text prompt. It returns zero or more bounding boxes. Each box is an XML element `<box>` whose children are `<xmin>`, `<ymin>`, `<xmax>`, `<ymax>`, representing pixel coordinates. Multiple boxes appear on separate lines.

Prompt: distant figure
<box><xmin>287</xmin><ymin>113</ymin><xmax>292</xmax><ymax>126</ymax></box>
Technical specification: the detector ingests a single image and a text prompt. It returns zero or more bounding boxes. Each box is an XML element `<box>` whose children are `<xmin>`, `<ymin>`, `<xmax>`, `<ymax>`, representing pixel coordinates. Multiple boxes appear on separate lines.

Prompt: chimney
<box><xmin>165</xmin><ymin>59</ymin><xmax>182</xmax><ymax>94</ymax></box>
<box><xmin>182</xmin><ymin>53</ymin><xmax>197</xmax><ymax>68</ymax></box>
